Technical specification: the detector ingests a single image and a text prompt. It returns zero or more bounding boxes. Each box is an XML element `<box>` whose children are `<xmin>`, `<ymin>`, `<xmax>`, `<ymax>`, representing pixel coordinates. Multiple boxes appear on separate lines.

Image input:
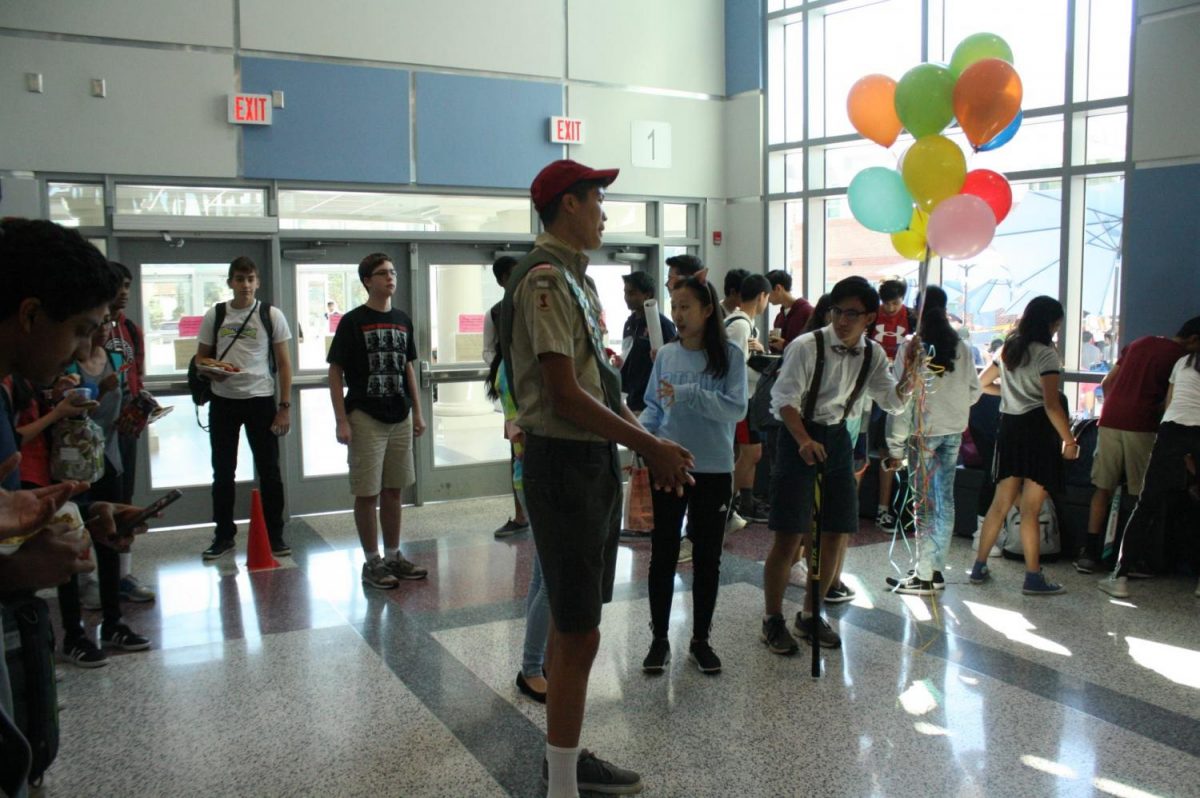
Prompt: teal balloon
<box><xmin>950</xmin><ymin>33</ymin><xmax>1014</xmax><ymax>77</ymax></box>
<box><xmin>895</xmin><ymin>63</ymin><xmax>957</xmax><ymax>138</ymax></box>
<box><xmin>978</xmin><ymin>110</ymin><xmax>1022</xmax><ymax>152</ymax></box>
<box><xmin>848</xmin><ymin>167</ymin><xmax>914</xmax><ymax>234</ymax></box>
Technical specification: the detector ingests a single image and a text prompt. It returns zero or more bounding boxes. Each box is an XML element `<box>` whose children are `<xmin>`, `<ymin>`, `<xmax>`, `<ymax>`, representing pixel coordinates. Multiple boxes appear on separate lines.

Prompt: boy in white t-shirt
<box><xmin>196</xmin><ymin>256</ymin><xmax>294</xmax><ymax>560</ymax></box>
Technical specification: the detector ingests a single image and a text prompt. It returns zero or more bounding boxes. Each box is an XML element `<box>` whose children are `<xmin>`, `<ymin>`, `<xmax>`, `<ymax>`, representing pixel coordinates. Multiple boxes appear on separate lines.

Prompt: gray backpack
<box><xmin>1000</xmin><ymin>497</ymin><xmax>1061</xmax><ymax>561</ymax></box>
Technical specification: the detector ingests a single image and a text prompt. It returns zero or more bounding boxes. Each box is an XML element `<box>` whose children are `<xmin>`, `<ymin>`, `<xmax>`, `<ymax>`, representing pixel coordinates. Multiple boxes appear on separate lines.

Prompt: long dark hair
<box><xmin>916</xmin><ymin>285</ymin><xmax>958</xmax><ymax>373</ymax></box>
<box><xmin>803</xmin><ymin>294</ymin><xmax>832</xmax><ymax>333</ymax></box>
<box><xmin>1002</xmin><ymin>295</ymin><xmax>1064</xmax><ymax>370</ymax></box>
<box><xmin>674</xmin><ymin>277</ymin><xmax>729</xmax><ymax>378</ymax></box>
<box><xmin>1177</xmin><ymin>316</ymin><xmax>1200</xmax><ymax>374</ymax></box>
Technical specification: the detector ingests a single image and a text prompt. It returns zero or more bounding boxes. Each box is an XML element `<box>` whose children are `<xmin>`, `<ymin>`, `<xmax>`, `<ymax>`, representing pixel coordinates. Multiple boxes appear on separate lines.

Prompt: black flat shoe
<box><xmin>516</xmin><ymin>672</ymin><xmax>547</xmax><ymax>704</ymax></box>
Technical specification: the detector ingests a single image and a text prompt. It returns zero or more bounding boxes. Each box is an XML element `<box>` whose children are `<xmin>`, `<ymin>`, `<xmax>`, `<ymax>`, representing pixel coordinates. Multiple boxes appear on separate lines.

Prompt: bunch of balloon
<box><xmin>844</xmin><ymin>32</ymin><xmax>1023</xmax><ymax>263</ymax></box>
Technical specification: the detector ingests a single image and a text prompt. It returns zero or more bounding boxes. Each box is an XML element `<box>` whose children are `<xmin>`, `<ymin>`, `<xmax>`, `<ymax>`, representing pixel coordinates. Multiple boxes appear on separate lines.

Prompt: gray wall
<box><xmin>1121</xmin><ymin>0</ymin><xmax>1200</xmax><ymax>343</ymax></box>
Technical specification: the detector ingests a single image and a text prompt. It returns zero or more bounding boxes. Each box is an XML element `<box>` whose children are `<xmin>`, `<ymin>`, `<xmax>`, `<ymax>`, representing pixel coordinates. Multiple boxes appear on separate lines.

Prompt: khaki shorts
<box><xmin>347</xmin><ymin>410</ymin><xmax>414</xmax><ymax>496</ymax></box>
<box><xmin>1091</xmin><ymin>426</ymin><xmax>1156</xmax><ymax>494</ymax></box>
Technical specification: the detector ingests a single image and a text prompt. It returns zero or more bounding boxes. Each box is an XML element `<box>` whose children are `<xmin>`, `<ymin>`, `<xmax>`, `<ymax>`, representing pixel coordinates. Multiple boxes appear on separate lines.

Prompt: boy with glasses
<box><xmin>328</xmin><ymin>253</ymin><xmax>428</xmax><ymax>589</ymax></box>
<box><xmin>762</xmin><ymin>277</ymin><xmax>916</xmax><ymax>654</ymax></box>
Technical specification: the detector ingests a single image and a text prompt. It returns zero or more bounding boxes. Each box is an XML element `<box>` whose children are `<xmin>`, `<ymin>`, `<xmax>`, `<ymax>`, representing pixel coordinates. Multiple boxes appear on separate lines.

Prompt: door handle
<box><xmin>419</xmin><ymin>360</ymin><xmax>432</xmax><ymax>390</ymax></box>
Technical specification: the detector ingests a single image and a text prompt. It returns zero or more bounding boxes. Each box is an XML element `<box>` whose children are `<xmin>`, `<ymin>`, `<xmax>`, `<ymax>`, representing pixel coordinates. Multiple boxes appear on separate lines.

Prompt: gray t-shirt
<box><xmin>1000</xmin><ymin>341</ymin><xmax>1062</xmax><ymax>414</ymax></box>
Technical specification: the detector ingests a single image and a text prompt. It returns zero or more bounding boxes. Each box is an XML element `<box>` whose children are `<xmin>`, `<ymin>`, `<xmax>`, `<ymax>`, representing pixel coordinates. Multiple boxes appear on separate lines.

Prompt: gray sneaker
<box><xmin>760</xmin><ymin>614</ymin><xmax>798</xmax><ymax>655</ymax></box>
<box><xmin>795</xmin><ymin>612</ymin><xmax>842</xmax><ymax>649</ymax></box>
<box><xmin>361</xmin><ymin>556</ymin><xmax>400</xmax><ymax>589</ymax></box>
<box><xmin>1097</xmin><ymin>574</ymin><xmax>1130</xmax><ymax>598</ymax></box>
<box><xmin>542</xmin><ymin>749</ymin><xmax>644</xmax><ymax>795</ymax></box>
<box><xmin>386</xmin><ymin>555</ymin><xmax>428</xmax><ymax>581</ymax></box>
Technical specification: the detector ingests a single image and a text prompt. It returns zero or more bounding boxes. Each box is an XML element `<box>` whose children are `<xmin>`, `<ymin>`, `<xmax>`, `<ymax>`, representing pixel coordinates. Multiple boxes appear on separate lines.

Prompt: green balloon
<box><xmin>848</xmin><ymin>167</ymin><xmax>913</xmax><ymax>234</ymax></box>
<box><xmin>950</xmin><ymin>32</ymin><xmax>1014</xmax><ymax>77</ymax></box>
<box><xmin>894</xmin><ymin>63</ymin><xmax>957</xmax><ymax>138</ymax></box>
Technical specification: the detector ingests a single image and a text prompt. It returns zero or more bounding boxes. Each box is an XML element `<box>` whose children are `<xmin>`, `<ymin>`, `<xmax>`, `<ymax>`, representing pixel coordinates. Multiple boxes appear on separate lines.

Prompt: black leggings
<box><xmin>648</xmin><ymin>472</ymin><xmax>732</xmax><ymax>641</ymax></box>
<box><xmin>55</xmin><ymin>461</ymin><xmax>123</xmax><ymax>636</ymax></box>
<box><xmin>1114</xmin><ymin>421</ymin><xmax>1200</xmax><ymax>576</ymax></box>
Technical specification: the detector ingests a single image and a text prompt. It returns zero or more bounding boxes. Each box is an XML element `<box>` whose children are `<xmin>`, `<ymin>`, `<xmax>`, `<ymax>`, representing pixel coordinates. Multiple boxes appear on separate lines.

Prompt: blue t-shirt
<box><xmin>639</xmin><ymin>341</ymin><xmax>747</xmax><ymax>474</ymax></box>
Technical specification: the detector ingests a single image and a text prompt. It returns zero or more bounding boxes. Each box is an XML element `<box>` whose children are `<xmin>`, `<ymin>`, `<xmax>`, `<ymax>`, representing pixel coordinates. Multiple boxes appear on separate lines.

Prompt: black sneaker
<box><xmin>824</xmin><ymin>582</ymin><xmax>856</xmax><ymax>603</ymax></box>
<box><xmin>642</xmin><ymin>638</ymin><xmax>670</xmax><ymax>674</ymax></box>
<box><xmin>741</xmin><ymin>498</ymin><xmax>770</xmax><ymax>524</ymax></box>
<box><xmin>887</xmin><ymin>574</ymin><xmax>936</xmax><ymax>595</ymax></box>
<box><xmin>63</xmin><ymin>637</ymin><xmax>108</xmax><ymax>669</ymax></box>
<box><xmin>493</xmin><ymin>518</ymin><xmax>530</xmax><ymax>539</ymax></box>
<box><xmin>760</xmin><ymin>614</ymin><xmax>798</xmax><ymax>655</ymax></box>
<box><xmin>795</xmin><ymin>613</ymin><xmax>842</xmax><ymax>649</ymax></box>
<box><xmin>887</xmin><ymin>570</ymin><xmax>946</xmax><ymax>591</ymax></box>
<box><xmin>100</xmin><ymin>623</ymin><xmax>151</xmax><ymax>652</ymax></box>
<box><xmin>541</xmin><ymin>750</ymin><xmax>644</xmax><ymax>795</ymax></box>
<box><xmin>202</xmin><ymin>537</ymin><xmax>235</xmax><ymax>560</ymax></box>
<box><xmin>688</xmin><ymin>639</ymin><xmax>722</xmax><ymax>674</ymax></box>
<box><xmin>270</xmin><ymin>539</ymin><xmax>292</xmax><ymax>557</ymax></box>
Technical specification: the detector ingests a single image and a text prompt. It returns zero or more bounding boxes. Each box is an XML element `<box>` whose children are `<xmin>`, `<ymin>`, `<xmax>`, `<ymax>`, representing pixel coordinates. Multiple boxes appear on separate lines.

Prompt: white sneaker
<box><xmin>788</xmin><ymin>559</ymin><xmax>808</xmax><ymax>586</ymax></box>
<box><xmin>677</xmin><ymin>538</ymin><xmax>693</xmax><ymax>564</ymax></box>
<box><xmin>724</xmin><ymin>511</ymin><xmax>747</xmax><ymax>535</ymax></box>
<box><xmin>1097</xmin><ymin>575</ymin><xmax>1130</xmax><ymax>599</ymax></box>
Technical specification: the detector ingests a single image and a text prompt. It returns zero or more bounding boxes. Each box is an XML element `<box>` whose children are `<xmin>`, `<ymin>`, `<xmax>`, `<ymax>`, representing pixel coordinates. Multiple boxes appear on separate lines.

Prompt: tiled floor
<box><xmin>40</xmin><ymin>496</ymin><xmax>1200</xmax><ymax>797</ymax></box>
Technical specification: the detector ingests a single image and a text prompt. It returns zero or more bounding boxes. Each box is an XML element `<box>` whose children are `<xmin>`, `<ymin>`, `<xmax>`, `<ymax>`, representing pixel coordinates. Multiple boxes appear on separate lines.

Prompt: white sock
<box><xmin>365</xmin><ymin>551</ymin><xmax>381</xmax><ymax>563</ymax></box>
<box><xmin>546</xmin><ymin>743</ymin><xmax>580</xmax><ymax>798</ymax></box>
<box><xmin>384</xmin><ymin>547</ymin><xmax>400</xmax><ymax>561</ymax></box>
<box><xmin>119</xmin><ymin>552</ymin><xmax>132</xmax><ymax>579</ymax></box>
<box><xmin>877</xmin><ymin>504</ymin><xmax>888</xmax><ymax>515</ymax></box>
<box><xmin>801</xmin><ymin>610</ymin><xmax>814</xmax><ymax>621</ymax></box>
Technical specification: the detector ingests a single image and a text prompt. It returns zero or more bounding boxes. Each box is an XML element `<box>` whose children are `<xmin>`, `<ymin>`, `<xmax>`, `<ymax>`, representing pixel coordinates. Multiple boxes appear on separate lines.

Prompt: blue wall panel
<box><xmin>415</xmin><ymin>72</ymin><xmax>561</xmax><ymax>189</ymax></box>
<box><xmin>1122</xmin><ymin>163</ymin><xmax>1200</xmax><ymax>342</ymax></box>
<box><xmin>241</xmin><ymin>58</ymin><xmax>409</xmax><ymax>183</ymax></box>
<box><xmin>725</xmin><ymin>0</ymin><xmax>763</xmax><ymax>96</ymax></box>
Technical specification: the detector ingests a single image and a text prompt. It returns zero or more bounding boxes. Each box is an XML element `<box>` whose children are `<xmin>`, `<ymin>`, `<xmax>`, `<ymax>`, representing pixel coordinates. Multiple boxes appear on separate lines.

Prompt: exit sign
<box><xmin>549</xmin><ymin>116</ymin><xmax>585</xmax><ymax>144</ymax></box>
<box><xmin>228</xmin><ymin>93</ymin><xmax>272</xmax><ymax>125</ymax></box>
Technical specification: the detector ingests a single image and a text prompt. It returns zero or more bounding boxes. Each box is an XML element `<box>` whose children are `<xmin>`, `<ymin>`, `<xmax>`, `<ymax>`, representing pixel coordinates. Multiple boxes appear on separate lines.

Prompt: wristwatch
<box><xmin>278</xmin><ymin>401</ymin><xmax>291</xmax><ymax>408</ymax></box>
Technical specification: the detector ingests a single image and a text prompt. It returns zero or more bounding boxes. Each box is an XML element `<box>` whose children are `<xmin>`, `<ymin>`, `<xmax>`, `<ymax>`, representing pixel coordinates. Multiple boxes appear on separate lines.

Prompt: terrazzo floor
<box><xmin>37</xmin><ymin>495</ymin><xmax>1200</xmax><ymax>797</ymax></box>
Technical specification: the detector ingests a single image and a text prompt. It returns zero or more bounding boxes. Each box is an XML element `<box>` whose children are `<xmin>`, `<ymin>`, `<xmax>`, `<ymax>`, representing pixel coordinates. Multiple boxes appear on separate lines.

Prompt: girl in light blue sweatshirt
<box><xmin>639</xmin><ymin>275</ymin><xmax>747</xmax><ymax>676</ymax></box>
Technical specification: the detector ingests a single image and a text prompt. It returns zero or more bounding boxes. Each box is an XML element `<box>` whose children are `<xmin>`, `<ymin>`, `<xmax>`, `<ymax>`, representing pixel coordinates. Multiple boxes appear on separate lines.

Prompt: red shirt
<box><xmin>773</xmin><ymin>298</ymin><xmax>813</xmax><ymax>345</ymax></box>
<box><xmin>1</xmin><ymin>377</ymin><xmax>52</xmax><ymax>487</ymax></box>
<box><xmin>871</xmin><ymin>306</ymin><xmax>915</xmax><ymax>360</ymax></box>
<box><xmin>1099</xmin><ymin>336</ymin><xmax>1185</xmax><ymax>432</ymax></box>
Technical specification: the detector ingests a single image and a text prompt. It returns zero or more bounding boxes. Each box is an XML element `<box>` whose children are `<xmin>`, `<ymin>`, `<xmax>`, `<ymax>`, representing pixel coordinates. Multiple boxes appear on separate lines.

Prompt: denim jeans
<box><xmin>909</xmin><ymin>433</ymin><xmax>962</xmax><ymax>580</ymax></box>
<box><xmin>515</xmin><ymin>485</ymin><xmax>550</xmax><ymax>678</ymax></box>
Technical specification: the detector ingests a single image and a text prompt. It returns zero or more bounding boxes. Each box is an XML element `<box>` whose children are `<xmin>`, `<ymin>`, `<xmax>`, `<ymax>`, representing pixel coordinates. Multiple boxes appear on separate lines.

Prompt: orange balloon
<box><xmin>847</xmin><ymin>74</ymin><xmax>902</xmax><ymax>148</ymax></box>
<box><xmin>953</xmin><ymin>59</ymin><xmax>1023</xmax><ymax>150</ymax></box>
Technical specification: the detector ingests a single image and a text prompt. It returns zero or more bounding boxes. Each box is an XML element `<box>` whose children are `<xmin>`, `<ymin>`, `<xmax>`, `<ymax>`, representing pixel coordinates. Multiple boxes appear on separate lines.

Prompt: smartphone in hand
<box><xmin>118</xmin><ymin>489</ymin><xmax>183</xmax><ymax>534</ymax></box>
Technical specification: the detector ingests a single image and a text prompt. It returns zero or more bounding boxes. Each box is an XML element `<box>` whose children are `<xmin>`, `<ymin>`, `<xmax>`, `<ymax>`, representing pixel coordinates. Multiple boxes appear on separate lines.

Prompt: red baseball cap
<box><xmin>530</xmin><ymin>159</ymin><xmax>619</xmax><ymax>213</ymax></box>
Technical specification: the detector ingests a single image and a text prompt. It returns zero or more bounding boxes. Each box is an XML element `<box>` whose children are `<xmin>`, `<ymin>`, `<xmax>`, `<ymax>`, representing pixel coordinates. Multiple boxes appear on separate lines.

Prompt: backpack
<box><xmin>2</xmin><ymin>595</ymin><xmax>59</xmax><ymax>787</ymax></box>
<box><xmin>1000</xmin><ymin>497</ymin><xmax>1062</xmax><ymax>561</ymax></box>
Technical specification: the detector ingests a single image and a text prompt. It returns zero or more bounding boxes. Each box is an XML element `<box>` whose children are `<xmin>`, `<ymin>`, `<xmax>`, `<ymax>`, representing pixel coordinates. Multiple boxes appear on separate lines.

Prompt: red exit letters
<box><xmin>549</xmin><ymin>116</ymin><xmax>585</xmax><ymax>144</ymax></box>
<box><xmin>227</xmin><ymin>94</ymin><xmax>273</xmax><ymax>126</ymax></box>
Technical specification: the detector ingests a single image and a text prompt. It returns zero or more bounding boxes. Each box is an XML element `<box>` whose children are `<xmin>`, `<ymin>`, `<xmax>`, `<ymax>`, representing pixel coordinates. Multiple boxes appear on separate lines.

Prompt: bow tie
<box><xmin>831</xmin><ymin>344</ymin><xmax>862</xmax><ymax>356</ymax></box>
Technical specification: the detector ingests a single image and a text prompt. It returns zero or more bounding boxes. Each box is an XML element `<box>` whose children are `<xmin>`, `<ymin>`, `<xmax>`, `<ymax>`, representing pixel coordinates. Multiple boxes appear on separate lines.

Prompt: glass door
<box><xmin>411</xmin><ymin>244</ymin><xmax>656</xmax><ymax>502</ymax></box>
<box><xmin>116</xmin><ymin>238</ymin><xmax>273</xmax><ymax>527</ymax></box>
<box><xmin>281</xmin><ymin>242</ymin><xmax>415</xmax><ymax>515</ymax></box>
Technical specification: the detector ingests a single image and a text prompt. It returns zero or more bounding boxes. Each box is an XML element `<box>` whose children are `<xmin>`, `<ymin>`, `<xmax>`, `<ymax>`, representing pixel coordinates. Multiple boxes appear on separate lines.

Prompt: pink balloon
<box><xmin>927</xmin><ymin>194</ymin><xmax>996</xmax><ymax>259</ymax></box>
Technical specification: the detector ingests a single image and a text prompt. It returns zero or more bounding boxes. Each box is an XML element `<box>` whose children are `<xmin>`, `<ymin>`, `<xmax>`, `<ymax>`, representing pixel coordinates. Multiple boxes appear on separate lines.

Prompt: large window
<box><xmin>766</xmin><ymin>0</ymin><xmax>1133</xmax><ymax>368</ymax></box>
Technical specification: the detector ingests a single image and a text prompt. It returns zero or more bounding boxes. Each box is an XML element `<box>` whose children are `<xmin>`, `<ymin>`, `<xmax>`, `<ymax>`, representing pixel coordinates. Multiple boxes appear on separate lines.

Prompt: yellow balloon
<box><xmin>902</xmin><ymin>135</ymin><xmax>967</xmax><ymax>212</ymax></box>
<box><xmin>891</xmin><ymin>210</ymin><xmax>929</xmax><ymax>260</ymax></box>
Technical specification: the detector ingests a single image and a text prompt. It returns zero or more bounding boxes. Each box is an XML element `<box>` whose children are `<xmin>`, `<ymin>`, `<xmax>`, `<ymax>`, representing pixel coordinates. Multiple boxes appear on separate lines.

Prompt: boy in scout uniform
<box><xmin>500</xmin><ymin>160</ymin><xmax>694</xmax><ymax>798</ymax></box>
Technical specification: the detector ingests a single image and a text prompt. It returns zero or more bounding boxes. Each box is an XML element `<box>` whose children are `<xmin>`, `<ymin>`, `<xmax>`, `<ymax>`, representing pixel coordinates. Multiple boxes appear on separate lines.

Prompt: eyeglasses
<box><xmin>371</xmin><ymin>269</ymin><xmax>397</xmax><ymax>278</ymax></box>
<box><xmin>829</xmin><ymin>306</ymin><xmax>867</xmax><ymax>322</ymax></box>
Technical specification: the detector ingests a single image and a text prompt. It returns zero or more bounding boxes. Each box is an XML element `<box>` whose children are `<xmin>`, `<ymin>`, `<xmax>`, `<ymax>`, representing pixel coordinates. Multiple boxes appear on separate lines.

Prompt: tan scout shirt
<box><xmin>510</xmin><ymin>232</ymin><xmax>607</xmax><ymax>442</ymax></box>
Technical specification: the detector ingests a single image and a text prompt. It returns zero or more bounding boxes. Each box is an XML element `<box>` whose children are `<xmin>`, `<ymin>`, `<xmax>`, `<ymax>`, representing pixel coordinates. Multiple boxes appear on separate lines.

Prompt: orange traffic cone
<box><xmin>245</xmin><ymin>488</ymin><xmax>280</xmax><ymax>571</ymax></box>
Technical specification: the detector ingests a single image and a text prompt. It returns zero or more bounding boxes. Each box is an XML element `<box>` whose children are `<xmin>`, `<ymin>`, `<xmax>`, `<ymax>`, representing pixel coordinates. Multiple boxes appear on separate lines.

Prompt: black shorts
<box><xmin>768</xmin><ymin>421</ymin><xmax>859</xmax><ymax>534</ymax></box>
<box><xmin>522</xmin><ymin>434</ymin><xmax>622</xmax><ymax>633</ymax></box>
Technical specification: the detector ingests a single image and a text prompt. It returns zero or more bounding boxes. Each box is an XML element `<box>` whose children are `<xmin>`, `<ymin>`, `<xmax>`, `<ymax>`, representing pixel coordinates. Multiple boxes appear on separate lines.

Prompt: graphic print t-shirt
<box><xmin>327</xmin><ymin>305</ymin><xmax>417</xmax><ymax>424</ymax></box>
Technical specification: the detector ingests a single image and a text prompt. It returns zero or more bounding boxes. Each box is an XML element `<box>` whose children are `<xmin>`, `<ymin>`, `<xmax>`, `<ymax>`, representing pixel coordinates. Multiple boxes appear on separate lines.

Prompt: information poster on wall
<box><xmin>631</xmin><ymin>121</ymin><xmax>672</xmax><ymax>169</ymax></box>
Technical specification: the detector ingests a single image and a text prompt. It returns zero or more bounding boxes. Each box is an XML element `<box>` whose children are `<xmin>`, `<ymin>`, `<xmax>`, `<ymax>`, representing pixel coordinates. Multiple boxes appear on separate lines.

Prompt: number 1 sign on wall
<box><xmin>631</xmin><ymin>121</ymin><xmax>672</xmax><ymax>169</ymax></box>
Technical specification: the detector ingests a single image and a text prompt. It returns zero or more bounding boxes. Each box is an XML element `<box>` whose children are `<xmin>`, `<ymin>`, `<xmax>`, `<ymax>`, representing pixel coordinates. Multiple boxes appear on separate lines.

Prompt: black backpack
<box><xmin>2</xmin><ymin>595</ymin><xmax>59</xmax><ymax>787</ymax></box>
<box><xmin>751</xmin><ymin>330</ymin><xmax>874</xmax><ymax>432</ymax></box>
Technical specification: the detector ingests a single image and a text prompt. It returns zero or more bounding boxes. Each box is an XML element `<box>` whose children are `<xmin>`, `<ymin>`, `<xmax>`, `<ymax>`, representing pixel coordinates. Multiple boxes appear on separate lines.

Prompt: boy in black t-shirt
<box><xmin>328</xmin><ymin>252</ymin><xmax>428</xmax><ymax>589</ymax></box>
